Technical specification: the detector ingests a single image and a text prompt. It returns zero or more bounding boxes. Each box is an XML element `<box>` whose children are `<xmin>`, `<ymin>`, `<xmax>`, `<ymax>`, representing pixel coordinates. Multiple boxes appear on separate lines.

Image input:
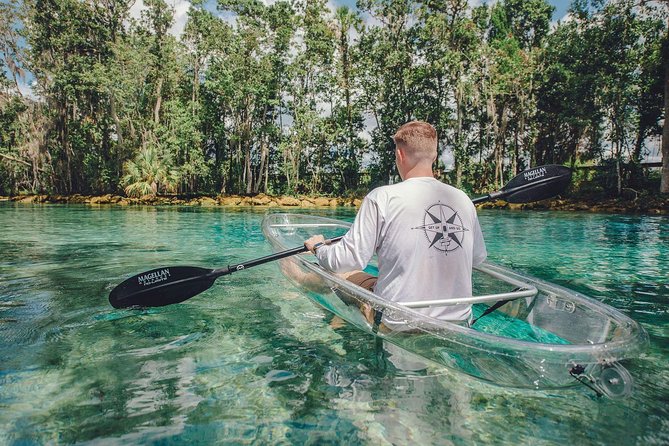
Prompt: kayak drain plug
<box><xmin>569</xmin><ymin>362</ymin><xmax>633</xmax><ymax>399</ymax></box>
<box><xmin>569</xmin><ymin>364</ymin><xmax>586</xmax><ymax>376</ymax></box>
<box><xmin>569</xmin><ymin>364</ymin><xmax>603</xmax><ymax>398</ymax></box>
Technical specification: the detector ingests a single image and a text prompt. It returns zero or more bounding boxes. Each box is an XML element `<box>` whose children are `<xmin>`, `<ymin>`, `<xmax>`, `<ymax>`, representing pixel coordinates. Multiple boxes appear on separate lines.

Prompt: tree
<box><xmin>660</xmin><ymin>0</ymin><xmax>669</xmax><ymax>193</ymax></box>
<box><xmin>26</xmin><ymin>0</ymin><xmax>122</xmax><ymax>193</ymax></box>
<box><xmin>121</xmin><ymin>143</ymin><xmax>179</xmax><ymax>197</ymax></box>
<box><xmin>536</xmin><ymin>0</ymin><xmax>664</xmax><ymax>195</ymax></box>
<box><xmin>330</xmin><ymin>6</ymin><xmax>364</xmax><ymax>193</ymax></box>
<box><xmin>1</xmin><ymin>0</ymin><xmax>665</xmax><ymax>199</ymax></box>
<box><xmin>479</xmin><ymin>0</ymin><xmax>553</xmax><ymax>188</ymax></box>
<box><xmin>413</xmin><ymin>0</ymin><xmax>481</xmax><ymax>188</ymax></box>
<box><xmin>0</xmin><ymin>0</ymin><xmax>49</xmax><ymax>195</ymax></box>
<box><xmin>357</xmin><ymin>0</ymin><xmax>416</xmax><ymax>186</ymax></box>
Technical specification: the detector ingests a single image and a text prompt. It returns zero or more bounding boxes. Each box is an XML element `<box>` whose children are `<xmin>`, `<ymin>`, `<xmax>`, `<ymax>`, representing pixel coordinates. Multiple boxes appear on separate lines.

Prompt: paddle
<box><xmin>472</xmin><ymin>164</ymin><xmax>571</xmax><ymax>205</ymax></box>
<box><xmin>109</xmin><ymin>238</ymin><xmax>343</xmax><ymax>308</ymax></box>
<box><xmin>109</xmin><ymin>164</ymin><xmax>571</xmax><ymax>309</ymax></box>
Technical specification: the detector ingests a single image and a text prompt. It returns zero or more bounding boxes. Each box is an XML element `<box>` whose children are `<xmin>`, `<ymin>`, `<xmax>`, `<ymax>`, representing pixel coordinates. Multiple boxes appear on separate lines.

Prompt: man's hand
<box><xmin>305</xmin><ymin>234</ymin><xmax>326</xmax><ymax>254</ymax></box>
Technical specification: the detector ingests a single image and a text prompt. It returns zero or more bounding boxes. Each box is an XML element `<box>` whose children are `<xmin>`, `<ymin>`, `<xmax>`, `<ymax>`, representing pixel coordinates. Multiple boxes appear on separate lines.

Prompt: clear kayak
<box><xmin>261</xmin><ymin>213</ymin><xmax>648</xmax><ymax>397</ymax></box>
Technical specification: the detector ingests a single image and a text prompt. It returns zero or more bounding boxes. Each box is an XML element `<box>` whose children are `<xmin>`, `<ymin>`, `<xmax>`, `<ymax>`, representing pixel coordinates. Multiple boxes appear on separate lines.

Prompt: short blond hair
<box><xmin>392</xmin><ymin>121</ymin><xmax>438</xmax><ymax>162</ymax></box>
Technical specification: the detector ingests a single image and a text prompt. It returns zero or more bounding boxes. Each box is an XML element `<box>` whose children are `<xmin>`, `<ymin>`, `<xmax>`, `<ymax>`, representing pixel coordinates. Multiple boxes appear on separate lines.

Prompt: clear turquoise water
<box><xmin>0</xmin><ymin>203</ymin><xmax>667</xmax><ymax>445</ymax></box>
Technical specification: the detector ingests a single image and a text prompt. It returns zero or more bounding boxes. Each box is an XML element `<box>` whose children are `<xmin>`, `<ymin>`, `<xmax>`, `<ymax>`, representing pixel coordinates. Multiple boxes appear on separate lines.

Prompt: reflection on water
<box><xmin>0</xmin><ymin>204</ymin><xmax>667</xmax><ymax>444</ymax></box>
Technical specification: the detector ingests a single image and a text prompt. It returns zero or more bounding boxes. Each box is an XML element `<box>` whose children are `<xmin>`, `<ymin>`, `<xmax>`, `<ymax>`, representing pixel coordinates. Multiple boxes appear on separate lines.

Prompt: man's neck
<box><xmin>402</xmin><ymin>165</ymin><xmax>434</xmax><ymax>180</ymax></box>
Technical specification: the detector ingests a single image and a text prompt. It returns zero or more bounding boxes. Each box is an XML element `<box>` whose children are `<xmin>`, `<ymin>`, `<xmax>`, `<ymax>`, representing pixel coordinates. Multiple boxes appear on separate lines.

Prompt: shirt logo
<box><xmin>412</xmin><ymin>202</ymin><xmax>469</xmax><ymax>254</ymax></box>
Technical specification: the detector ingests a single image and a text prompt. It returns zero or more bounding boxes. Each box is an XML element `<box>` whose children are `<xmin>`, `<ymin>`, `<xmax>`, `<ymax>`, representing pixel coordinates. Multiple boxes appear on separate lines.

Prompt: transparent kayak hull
<box><xmin>262</xmin><ymin>213</ymin><xmax>648</xmax><ymax>396</ymax></box>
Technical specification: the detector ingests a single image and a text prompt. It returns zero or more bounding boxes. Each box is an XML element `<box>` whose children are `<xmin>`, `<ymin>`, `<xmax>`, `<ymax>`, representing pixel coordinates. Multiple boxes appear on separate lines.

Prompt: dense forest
<box><xmin>0</xmin><ymin>0</ymin><xmax>667</xmax><ymax>199</ymax></box>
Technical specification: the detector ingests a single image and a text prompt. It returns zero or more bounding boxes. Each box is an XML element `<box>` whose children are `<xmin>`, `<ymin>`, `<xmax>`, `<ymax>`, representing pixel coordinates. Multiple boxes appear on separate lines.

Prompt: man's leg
<box><xmin>341</xmin><ymin>271</ymin><xmax>378</xmax><ymax>325</ymax></box>
<box><xmin>342</xmin><ymin>271</ymin><xmax>377</xmax><ymax>291</ymax></box>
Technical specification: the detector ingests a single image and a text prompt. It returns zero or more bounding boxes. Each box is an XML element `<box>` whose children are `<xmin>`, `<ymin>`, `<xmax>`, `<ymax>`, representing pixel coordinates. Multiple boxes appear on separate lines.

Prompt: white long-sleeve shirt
<box><xmin>316</xmin><ymin>177</ymin><xmax>487</xmax><ymax>322</ymax></box>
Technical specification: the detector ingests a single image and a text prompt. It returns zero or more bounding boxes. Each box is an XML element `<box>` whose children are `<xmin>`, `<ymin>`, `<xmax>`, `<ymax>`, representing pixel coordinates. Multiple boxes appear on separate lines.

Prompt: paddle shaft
<box><xmin>211</xmin><ymin>235</ymin><xmax>344</xmax><ymax>277</ymax></box>
<box><xmin>473</xmin><ymin>180</ymin><xmax>547</xmax><ymax>204</ymax></box>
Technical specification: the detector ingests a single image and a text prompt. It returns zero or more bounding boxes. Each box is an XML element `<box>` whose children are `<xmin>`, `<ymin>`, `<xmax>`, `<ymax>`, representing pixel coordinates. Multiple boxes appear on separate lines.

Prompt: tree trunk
<box><xmin>0</xmin><ymin>153</ymin><xmax>45</xmax><ymax>173</ymax></box>
<box><xmin>264</xmin><ymin>146</ymin><xmax>269</xmax><ymax>193</ymax></box>
<box><xmin>192</xmin><ymin>59</ymin><xmax>199</xmax><ymax>117</ymax></box>
<box><xmin>244</xmin><ymin>139</ymin><xmax>252</xmax><ymax>195</ymax></box>
<box><xmin>494</xmin><ymin>105</ymin><xmax>509</xmax><ymax>188</ymax></box>
<box><xmin>617</xmin><ymin>156</ymin><xmax>622</xmax><ymax>196</ymax></box>
<box><xmin>255</xmin><ymin>137</ymin><xmax>267</xmax><ymax>193</ymax></box>
<box><xmin>110</xmin><ymin>95</ymin><xmax>123</xmax><ymax>147</ymax></box>
<box><xmin>661</xmin><ymin>26</ymin><xmax>669</xmax><ymax>193</ymax></box>
<box><xmin>454</xmin><ymin>83</ymin><xmax>463</xmax><ymax>186</ymax></box>
<box><xmin>154</xmin><ymin>77</ymin><xmax>163</xmax><ymax>124</ymax></box>
<box><xmin>60</xmin><ymin>103</ymin><xmax>72</xmax><ymax>193</ymax></box>
<box><xmin>513</xmin><ymin>127</ymin><xmax>519</xmax><ymax>177</ymax></box>
<box><xmin>516</xmin><ymin>95</ymin><xmax>526</xmax><ymax>174</ymax></box>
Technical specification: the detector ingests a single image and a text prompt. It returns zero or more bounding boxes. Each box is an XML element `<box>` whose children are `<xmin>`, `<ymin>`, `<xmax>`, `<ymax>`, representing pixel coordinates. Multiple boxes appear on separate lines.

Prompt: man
<box><xmin>305</xmin><ymin>121</ymin><xmax>487</xmax><ymax>327</ymax></box>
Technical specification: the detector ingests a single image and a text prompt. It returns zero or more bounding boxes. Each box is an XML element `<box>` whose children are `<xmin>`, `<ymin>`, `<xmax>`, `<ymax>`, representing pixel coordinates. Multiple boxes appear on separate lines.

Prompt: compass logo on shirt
<box><xmin>412</xmin><ymin>202</ymin><xmax>469</xmax><ymax>254</ymax></box>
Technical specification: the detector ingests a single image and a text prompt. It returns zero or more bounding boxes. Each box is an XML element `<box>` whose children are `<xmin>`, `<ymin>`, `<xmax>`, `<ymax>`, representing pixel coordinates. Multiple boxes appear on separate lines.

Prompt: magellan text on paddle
<box><xmin>524</xmin><ymin>166</ymin><xmax>547</xmax><ymax>182</ymax></box>
<box><xmin>137</xmin><ymin>269</ymin><xmax>171</xmax><ymax>286</ymax></box>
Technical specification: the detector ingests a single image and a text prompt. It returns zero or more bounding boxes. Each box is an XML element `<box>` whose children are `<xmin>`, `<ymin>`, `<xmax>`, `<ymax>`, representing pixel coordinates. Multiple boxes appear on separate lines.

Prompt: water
<box><xmin>0</xmin><ymin>203</ymin><xmax>667</xmax><ymax>445</ymax></box>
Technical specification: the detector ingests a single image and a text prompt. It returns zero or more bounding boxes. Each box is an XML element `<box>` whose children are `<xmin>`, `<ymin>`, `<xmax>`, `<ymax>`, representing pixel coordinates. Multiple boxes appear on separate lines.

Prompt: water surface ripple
<box><xmin>0</xmin><ymin>204</ymin><xmax>667</xmax><ymax>445</ymax></box>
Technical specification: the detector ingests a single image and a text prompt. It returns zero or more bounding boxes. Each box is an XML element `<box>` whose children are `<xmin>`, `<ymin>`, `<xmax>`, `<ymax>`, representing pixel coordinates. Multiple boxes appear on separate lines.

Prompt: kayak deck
<box><xmin>358</xmin><ymin>263</ymin><xmax>568</xmax><ymax>344</ymax></box>
<box><xmin>262</xmin><ymin>213</ymin><xmax>648</xmax><ymax>396</ymax></box>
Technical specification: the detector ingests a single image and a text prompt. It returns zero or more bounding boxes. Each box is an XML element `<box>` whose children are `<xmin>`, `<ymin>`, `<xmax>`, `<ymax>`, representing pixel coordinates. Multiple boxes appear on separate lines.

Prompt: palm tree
<box><xmin>121</xmin><ymin>145</ymin><xmax>179</xmax><ymax>197</ymax></box>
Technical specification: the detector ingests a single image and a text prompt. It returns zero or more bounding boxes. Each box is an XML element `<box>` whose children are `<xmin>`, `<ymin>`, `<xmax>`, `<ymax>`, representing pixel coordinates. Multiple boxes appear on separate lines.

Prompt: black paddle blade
<box><xmin>109</xmin><ymin>266</ymin><xmax>216</xmax><ymax>308</ymax></box>
<box><xmin>501</xmin><ymin>164</ymin><xmax>572</xmax><ymax>203</ymax></box>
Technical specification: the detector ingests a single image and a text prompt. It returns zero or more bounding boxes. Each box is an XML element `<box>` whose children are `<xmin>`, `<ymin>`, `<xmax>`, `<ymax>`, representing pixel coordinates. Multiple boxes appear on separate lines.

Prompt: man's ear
<box><xmin>396</xmin><ymin>146</ymin><xmax>405</xmax><ymax>164</ymax></box>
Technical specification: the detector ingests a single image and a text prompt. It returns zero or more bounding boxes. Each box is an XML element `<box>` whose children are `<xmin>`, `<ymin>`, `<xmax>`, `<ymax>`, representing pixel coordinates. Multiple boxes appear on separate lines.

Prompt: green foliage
<box><xmin>121</xmin><ymin>144</ymin><xmax>179</xmax><ymax>197</ymax></box>
<box><xmin>534</xmin><ymin>0</ymin><xmax>664</xmax><ymax>195</ymax></box>
<box><xmin>0</xmin><ymin>0</ymin><xmax>665</xmax><ymax>198</ymax></box>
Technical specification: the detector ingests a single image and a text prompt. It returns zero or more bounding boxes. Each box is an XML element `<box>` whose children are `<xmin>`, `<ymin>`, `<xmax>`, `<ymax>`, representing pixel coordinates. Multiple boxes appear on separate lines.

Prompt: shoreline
<box><xmin>1</xmin><ymin>193</ymin><xmax>667</xmax><ymax>215</ymax></box>
<box><xmin>0</xmin><ymin>193</ymin><xmax>363</xmax><ymax>208</ymax></box>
